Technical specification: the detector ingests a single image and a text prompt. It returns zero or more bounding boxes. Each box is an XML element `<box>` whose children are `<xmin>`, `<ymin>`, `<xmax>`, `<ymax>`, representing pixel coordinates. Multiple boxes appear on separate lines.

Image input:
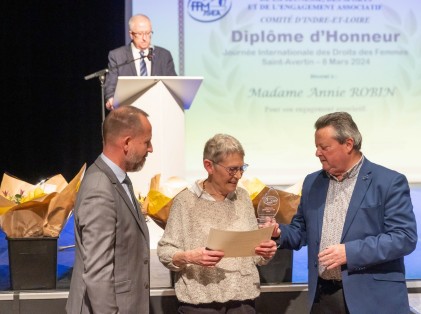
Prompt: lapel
<box><xmin>94</xmin><ymin>157</ymin><xmax>150</xmax><ymax>242</ymax></box>
<box><xmin>341</xmin><ymin>159</ymin><xmax>372</xmax><ymax>241</ymax></box>
<box><xmin>310</xmin><ymin>172</ymin><xmax>330</xmax><ymax>241</ymax></box>
<box><xmin>125</xmin><ymin>45</ymin><xmax>137</xmax><ymax>76</ymax></box>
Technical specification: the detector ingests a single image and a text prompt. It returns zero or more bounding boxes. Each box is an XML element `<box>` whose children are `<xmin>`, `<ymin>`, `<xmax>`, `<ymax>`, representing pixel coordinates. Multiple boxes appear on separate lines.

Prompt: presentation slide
<box><xmin>132</xmin><ymin>0</ymin><xmax>421</xmax><ymax>185</ymax></box>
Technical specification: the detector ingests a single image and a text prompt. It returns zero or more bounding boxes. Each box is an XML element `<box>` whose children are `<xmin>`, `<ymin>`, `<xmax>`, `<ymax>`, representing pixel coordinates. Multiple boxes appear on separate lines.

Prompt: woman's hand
<box><xmin>173</xmin><ymin>247</ymin><xmax>224</xmax><ymax>267</ymax></box>
<box><xmin>255</xmin><ymin>240</ymin><xmax>277</xmax><ymax>260</ymax></box>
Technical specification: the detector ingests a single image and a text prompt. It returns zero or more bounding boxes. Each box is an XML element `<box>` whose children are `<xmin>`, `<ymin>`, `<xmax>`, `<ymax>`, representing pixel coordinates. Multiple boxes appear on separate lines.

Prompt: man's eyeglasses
<box><xmin>130</xmin><ymin>31</ymin><xmax>153</xmax><ymax>38</ymax></box>
<box><xmin>212</xmin><ymin>161</ymin><xmax>249</xmax><ymax>176</ymax></box>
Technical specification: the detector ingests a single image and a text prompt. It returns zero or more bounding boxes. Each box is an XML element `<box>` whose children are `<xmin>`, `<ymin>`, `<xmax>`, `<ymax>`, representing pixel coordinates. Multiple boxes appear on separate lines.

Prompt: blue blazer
<box><xmin>104</xmin><ymin>44</ymin><xmax>177</xmax><ymax>100</ymax></box>
<box><xmin>279</xmin><ymin>158</ymin><xmax>417</xmax><ymax>314</ymax></box>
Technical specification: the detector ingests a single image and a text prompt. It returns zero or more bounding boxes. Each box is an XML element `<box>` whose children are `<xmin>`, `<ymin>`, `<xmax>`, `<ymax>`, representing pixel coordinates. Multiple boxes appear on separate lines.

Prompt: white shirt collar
<box><xmin>100</xmin><ymin>153</ymin><xmax>126</xmax><ymax>184</ymax></box>
<box><xmin>189</xmin><ymin>179</ymin><xmax>237</xmax><ymax>201</ymax></box>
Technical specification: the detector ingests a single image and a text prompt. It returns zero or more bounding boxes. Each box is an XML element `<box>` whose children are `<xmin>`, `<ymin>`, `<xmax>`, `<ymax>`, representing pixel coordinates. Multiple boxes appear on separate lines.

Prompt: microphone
<box><xmin>147</xmin><ymin>47</ymin><xmax>154</xmax><ymax>61</ymax></box>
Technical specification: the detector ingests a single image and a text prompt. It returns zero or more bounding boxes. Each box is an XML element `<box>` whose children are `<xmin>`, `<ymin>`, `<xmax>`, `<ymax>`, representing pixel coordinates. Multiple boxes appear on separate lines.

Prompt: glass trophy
<box><xmin>257</xmin><ymin>187</ymin><xmax>280</xmax><ymax>225</ymax></box>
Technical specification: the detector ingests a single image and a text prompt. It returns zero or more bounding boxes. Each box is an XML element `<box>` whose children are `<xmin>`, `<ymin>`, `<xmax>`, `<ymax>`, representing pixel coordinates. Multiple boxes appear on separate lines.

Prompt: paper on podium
<box><xmin>113</xmin><ymin>76</ymin><xmax>203</xmax><ymax>109</ymax></box>
<box><xmin>206</xmin><ymin>226</ymin><xmax>273</xmax><ymax>257</ymax></box>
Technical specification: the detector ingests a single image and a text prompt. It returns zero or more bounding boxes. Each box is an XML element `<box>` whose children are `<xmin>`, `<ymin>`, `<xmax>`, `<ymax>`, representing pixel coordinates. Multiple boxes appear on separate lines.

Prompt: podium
<box><xmin>113</xmin><ymin>76</ymin><xmax>203</xmax><ymax>197</ymax></box>
<box><xmin>113</xmin><ymin>76</ymin><xmax>202</xmax><ymax>286</ymax></box>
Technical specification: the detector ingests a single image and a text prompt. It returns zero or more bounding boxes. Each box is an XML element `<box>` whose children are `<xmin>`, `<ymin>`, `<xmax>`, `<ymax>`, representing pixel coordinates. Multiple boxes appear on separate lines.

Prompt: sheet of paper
<box><xmin>206</xmin><ymin>226</ymin><xmax>274</xmax><ymax>257</ymax></box>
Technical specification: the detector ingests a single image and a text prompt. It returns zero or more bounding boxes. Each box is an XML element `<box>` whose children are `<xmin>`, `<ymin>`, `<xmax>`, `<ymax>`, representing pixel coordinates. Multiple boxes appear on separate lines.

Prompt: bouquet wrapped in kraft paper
<box><xmin>143</xmin><ymin>175</ymin><xmax>301</xmax><ymax>229</ymax></box>
<box><xmin>0</xmin><ymin>164</ymin><xmax>86</xmax><ymax>238</ymax></box>
<box><xmin>240</xmin><ymin>177</ymin><xmax>302</xmax><ymax>224</ymax></box>
<box><xmin>144</xmin><ymin>174</ymin><xmax>188</xmax><ymax>229</ymax></box>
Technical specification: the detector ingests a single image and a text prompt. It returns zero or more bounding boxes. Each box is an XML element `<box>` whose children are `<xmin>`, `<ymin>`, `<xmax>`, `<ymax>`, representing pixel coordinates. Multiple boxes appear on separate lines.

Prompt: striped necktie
<box><xmin>140</xmin><ymin>51</ymin><xmax>147</xmax><ymax>76</ymax></box>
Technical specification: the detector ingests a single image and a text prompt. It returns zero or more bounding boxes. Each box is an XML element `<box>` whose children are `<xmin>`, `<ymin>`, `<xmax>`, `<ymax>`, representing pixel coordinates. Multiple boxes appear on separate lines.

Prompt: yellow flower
<box><xmin>20</xmin><ymin>187</ymin><xmax>46</xmax><ymax>203</ymax></box>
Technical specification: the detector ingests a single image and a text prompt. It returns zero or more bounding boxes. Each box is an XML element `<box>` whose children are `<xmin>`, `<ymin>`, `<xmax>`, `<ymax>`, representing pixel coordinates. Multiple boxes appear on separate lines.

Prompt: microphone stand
<box><xmin>84</xmin><ymin>68</ymin><xmax>108</xmax><ymax>121</ymax></box>
<box><xmin>84</xmin><ymin>48</ymin><xmax>153</xmax><ymax>121</ymax></box>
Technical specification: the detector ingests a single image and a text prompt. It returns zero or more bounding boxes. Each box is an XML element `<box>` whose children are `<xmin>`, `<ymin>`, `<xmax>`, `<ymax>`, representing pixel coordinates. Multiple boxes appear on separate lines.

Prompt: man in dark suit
<box><xmin>276</xmin><ymin>112</ymin><xmax>417</xmax><ymax>313</ymax></box>
<box><xmin>104</xmin><ymin>14</ymin><xmax>177</xmax><ymax>110</ymax></box>
<box><xmin>66</xmin><ymin>106</ymin><xmax>153</xmax><ymax>313</ymax></box>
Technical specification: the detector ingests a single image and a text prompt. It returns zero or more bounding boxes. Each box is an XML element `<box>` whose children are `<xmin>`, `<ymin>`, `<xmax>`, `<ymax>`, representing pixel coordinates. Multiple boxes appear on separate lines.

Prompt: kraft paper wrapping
<box><xmin>43</xmin><ymin>164</ymin><xmax>86</xmax><ymax>237</ymax></box>
<box><xmin>144</xmin><ymin>174</ymin><xmax>187</xmax><ymax>229</ymax></box>
<box><xmin>0</xmin><ymin>194</ymin><xmax>57</xmax><ymax>237</ymax></box>
<box><xmin>0</xmin><ymin>164</ymin><xmax>86</xmax><ymax>238</ymax></box>
<box><xmin>252</xmin><ymin>186</ymin><xmax>300</xmax><ymax>224</ymax></box>
<box><xmin>241</xmin><ymin>178</ymin><xmax>301</xmax><ymax>224</ymax></box>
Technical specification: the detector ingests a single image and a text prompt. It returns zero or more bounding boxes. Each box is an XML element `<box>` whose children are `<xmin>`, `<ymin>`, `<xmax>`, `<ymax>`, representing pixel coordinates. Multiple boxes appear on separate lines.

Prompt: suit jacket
<box><xmin>279</xmin><ymin>158</ymin><xmax>417</xmax><ymax>314</ymax></box>
<box><xmin>66</xmin><ymin>156</ymin><xmax>150</xmax><ymax>314</ymax></box>
<box><xmin>104</xmin><ymin>44</ymin><xmax>177</xmax><ymax>100</ymax></box>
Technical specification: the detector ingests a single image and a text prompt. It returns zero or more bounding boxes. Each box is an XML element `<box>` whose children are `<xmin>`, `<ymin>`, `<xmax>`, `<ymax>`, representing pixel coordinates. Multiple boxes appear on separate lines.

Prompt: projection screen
<box><xmin>129</xmin><ymin>0</ymin><xmax>421</xmax><ymax>185</ymax></box>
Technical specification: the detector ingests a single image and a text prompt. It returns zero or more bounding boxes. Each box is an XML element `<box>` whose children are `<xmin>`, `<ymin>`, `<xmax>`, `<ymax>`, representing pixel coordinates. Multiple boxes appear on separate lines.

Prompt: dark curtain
<box><xmin>0</xmin><ymin>1</ymin><xmax>125</xmax><ymax>182</ymax></box>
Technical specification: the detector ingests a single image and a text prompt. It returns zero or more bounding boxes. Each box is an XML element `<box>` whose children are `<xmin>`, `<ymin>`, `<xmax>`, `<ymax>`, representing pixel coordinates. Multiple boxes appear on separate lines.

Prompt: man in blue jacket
<box><xmin>277</xmin><ymin>112</ymin><xmax>417</xmax><ymax>313</ymax></box>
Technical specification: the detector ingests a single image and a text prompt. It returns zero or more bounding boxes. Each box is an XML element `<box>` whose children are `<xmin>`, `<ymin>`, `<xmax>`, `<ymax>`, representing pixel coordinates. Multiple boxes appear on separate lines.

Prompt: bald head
<box><xmin>129</xmin><ymin>14</ymin><xmax>151</xmax><ymax>31</ymax></box>
<box><xmin>128</xmin><ymin>14</ymin><xmax>153</xmax><ymax>50</ymax></box>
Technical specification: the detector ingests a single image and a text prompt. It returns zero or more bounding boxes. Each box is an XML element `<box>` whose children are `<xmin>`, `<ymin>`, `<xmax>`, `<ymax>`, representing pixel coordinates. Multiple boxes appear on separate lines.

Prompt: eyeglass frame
<box><xmin>211</xmin><ymin>160</ymin><xmax>249</xmax><ymax>176</ymax></box>
<box><xmin>130</xmin><ymin>31</ymin><xmax>153</xmax><ymax>38</ymax></box>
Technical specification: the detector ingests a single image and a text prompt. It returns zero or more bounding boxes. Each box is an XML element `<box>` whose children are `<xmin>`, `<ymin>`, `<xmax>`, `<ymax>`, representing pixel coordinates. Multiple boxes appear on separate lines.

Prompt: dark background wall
<box><xmin>0</xmin><ymin>1</ymin><xmax>125</xmax><ymax>183</ymax></box>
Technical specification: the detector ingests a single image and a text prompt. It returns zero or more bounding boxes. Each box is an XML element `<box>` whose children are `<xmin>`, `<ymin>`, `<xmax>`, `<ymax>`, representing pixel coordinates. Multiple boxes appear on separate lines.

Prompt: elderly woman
<box><xmin>157</xmin><ymin>134</ymin><xmax>279</xmax><ymax>313</ymax></box>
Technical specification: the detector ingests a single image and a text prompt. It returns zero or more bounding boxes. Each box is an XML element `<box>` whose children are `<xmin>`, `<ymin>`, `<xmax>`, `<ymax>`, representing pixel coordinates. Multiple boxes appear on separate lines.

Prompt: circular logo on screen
<box><xmin>188</xmin><ymin>0</ymin><xmax>232</xmax><ymax>22</ymax></box>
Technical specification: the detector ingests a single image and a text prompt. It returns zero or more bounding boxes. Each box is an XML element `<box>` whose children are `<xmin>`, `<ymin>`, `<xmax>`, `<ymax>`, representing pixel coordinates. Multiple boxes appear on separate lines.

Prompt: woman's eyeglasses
<box><xmin>212</xmin><ymin>161</ymin><xmax>249</xmax><ymax>176</ymax></box>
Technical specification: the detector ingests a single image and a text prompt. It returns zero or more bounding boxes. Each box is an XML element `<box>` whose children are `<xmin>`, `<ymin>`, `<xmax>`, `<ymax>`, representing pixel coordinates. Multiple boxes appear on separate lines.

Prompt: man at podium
<box><xmin>105</xmin><ymin>14</ymin><xmax>177</xmax><ymax>110</ymax></box>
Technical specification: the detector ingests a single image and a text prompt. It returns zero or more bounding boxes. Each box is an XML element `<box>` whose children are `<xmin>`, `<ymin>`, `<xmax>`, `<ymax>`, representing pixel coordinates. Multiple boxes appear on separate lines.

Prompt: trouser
<box><xmin>311</xmin><ymin>277</ymin><xmax>349</xmax><ymax>314</ymax></box>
